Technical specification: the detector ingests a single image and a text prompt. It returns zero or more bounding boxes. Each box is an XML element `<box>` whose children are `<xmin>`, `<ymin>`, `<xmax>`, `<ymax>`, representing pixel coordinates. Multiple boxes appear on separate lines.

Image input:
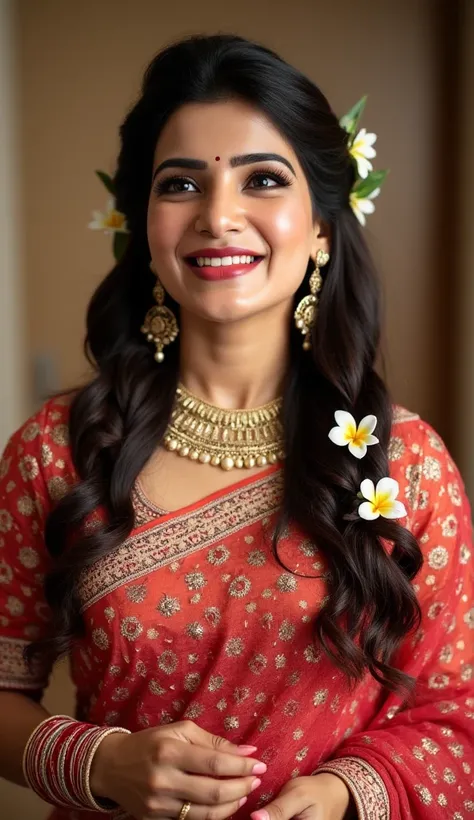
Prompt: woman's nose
<box><xmin>194</xmin><ymin>183</ymin><xmax>246</xmax><ymax>237</ymax></box>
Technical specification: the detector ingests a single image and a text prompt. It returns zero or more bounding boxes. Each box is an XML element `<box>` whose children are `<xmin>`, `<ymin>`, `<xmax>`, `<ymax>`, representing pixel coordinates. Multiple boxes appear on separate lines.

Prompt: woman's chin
<box><xmin>193</xmin><ymin>305</ymin><xmax>259</xmax><ymax>325</ymax></box>
<box><xmin>183</xmin><ymin>293</ymin><xmax>266</xmax><ymax>325</ymax></box>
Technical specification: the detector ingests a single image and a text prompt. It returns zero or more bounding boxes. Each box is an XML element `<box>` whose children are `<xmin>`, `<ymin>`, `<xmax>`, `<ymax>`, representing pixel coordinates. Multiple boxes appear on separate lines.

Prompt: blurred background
<box><xmin>0</xmin><ymin>0</ymin><xmax>472</xmax><ymax>816</ymax></box>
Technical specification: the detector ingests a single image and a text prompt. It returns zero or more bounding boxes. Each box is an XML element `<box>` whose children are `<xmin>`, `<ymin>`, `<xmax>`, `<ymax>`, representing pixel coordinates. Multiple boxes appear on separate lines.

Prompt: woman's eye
<box><xmin>247</xmin><ymin>174</ymin><xmax>278</xmax><ymax>189</ymax></box>
<box><xmin>155</xmin><ymin>177</ymin><xmax>199</xmax><ymax>195</ymax></box>
<box><xmin>246</xmin><ymin>171</ymin><xmax>291</xmax><ymax>190</ymax></box>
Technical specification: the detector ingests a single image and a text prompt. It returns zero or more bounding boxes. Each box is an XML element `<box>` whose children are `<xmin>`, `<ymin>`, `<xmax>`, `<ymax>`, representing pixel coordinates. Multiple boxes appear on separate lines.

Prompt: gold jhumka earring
<box><xmin>294</xmin><ymin>248</ymin><xmax>330</xmax><ymax>350</ymax></box>
<box><xmin>141</xmin><ymin>262</ymin><xmax>179</xmax><ymax>363</ymax></box>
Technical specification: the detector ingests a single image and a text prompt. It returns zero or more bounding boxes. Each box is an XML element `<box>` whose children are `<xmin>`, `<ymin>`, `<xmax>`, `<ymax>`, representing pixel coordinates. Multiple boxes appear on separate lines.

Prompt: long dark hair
<box><xmin>32</xmin><ymin>34</ymin><xmax>423</xmax><ymax>693</ymax></box>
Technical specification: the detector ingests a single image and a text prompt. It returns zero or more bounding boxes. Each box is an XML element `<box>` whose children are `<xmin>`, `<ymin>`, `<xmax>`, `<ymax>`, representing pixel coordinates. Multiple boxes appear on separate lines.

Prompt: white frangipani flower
<box><xmin>349</xmin><ymin>187</ymin><xmax>381</xmax><ymax>226</ymax></box>
<box><xmin>329</xmin><ymin>411</ymin><xmax>379</xmax><ymax>459</ymax></box>
<box><xmin>358</xmin><ymin>478</ymin><xmax>407</xmax><ymax>521</ymax></box>
<box><xmin>88</xmin><ymin>198</ymin><xmax>128</xmax><ymax>234</ymax></box>
<box><xmin>350</xmin><ymin>128</ymin><xmax>377</xmax><ymax>179</ymax></box>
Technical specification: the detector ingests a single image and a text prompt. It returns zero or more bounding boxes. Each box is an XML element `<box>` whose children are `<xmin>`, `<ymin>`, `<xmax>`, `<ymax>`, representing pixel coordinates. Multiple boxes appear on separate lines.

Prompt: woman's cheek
<box><xmin>265</xmin><ymin>201</ymin><xmax>311</xmax><ymax>248</ymax></box>
<box><xmin>147</xmin><ymin>205</ymin><xmax>181</xmax><ymax>254</ymax></box>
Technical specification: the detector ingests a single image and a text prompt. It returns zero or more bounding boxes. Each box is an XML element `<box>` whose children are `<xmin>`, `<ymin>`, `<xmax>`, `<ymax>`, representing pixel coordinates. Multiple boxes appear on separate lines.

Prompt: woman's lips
<box><xmin>185</xmin><ymin>255</ymin><xmax>264</xmax><ymax>281</ymax></box>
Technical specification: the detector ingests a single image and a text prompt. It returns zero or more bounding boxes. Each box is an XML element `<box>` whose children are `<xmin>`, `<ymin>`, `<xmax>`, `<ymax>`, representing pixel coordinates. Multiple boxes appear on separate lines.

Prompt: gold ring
<box><xmin>178</xmin><ymin>801</ymin><xmax>191</xmax><ymax>820</ymax></box>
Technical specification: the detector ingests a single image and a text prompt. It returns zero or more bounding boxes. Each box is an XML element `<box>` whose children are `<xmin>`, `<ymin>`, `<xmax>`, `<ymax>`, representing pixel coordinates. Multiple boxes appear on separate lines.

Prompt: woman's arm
<box><xmin>0</xmin><ymin>692</ymin><xmax>50</xmax><ymax>785</ymax></box>
<box><xmin>0</xmin><ymin>402</ymin><xmax>65</xmax><ymax>784</ymax></box>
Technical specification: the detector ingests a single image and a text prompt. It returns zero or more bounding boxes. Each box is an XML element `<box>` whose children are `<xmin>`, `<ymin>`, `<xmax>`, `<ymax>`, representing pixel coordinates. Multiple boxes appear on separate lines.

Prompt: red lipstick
<box><xmin>184</xmin><ymin>247</ymin><xmax>264</xmax><ymax>281</ymax></box>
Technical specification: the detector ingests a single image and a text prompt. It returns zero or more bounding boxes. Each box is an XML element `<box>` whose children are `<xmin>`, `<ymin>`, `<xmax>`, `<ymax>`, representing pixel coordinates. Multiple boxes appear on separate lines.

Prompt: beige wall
<box><xmin>2</xmin><ymin>0</ymin><xmax>470</xmax><ymax>817</ymax></box>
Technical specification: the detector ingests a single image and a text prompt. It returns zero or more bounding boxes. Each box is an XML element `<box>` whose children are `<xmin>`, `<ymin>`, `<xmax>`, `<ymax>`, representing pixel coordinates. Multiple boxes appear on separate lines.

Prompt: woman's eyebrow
<box><xmin>230</xmin><ymin>153</ymin><xmax>296</xmax><ymax>175</ymax></box>
<box><xmin>152</xmin><ymin>158</ymin><xmax>206</xmax><ymax>181</ymax></box>
<box><xmin>152</xmin><ymin>152</ymin><xmax>296</xmax><ymax>182</ymax></box>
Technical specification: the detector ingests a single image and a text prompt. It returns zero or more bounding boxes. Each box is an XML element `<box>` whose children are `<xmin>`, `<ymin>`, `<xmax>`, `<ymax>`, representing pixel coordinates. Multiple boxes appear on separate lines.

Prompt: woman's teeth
<box><xmin>195</xmin><ymin>255</ymin><xmax>255</xmax><ymax>267</ymax></box>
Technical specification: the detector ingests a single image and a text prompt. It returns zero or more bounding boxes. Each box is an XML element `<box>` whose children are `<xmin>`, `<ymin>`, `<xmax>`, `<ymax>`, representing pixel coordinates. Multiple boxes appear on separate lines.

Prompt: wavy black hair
<box><xmin>30</xmin><ymin>34</ymin><xmax>423</xmax><ymax>693</ymax></box>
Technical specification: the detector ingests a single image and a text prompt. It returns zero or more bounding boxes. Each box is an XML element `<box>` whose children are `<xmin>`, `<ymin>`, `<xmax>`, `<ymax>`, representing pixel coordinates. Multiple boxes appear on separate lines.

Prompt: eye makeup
<box><xmin>152</xmin><ymin>166</ymin><xmax>293</xmax><ymax>197</ymax></box>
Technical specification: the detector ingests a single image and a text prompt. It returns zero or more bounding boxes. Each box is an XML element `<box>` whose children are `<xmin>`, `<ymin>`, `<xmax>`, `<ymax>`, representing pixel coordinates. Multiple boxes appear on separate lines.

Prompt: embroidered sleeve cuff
<box><xmin>0</xmin><ymin>637</ymin><xmax>51</xmax><ymax>692</ymax></box>
<box><xmin>315</xmin><ymin>756</ymin><xmax>390</xmax><ymax>819</ymax></box>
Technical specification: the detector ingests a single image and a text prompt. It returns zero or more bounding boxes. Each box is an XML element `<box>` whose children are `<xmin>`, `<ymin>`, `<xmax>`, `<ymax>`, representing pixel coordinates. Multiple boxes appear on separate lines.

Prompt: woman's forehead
<box><xmin>153</xmin><ymin>100</ymin><xmax>298</xmax><ymax>166</ymax></box>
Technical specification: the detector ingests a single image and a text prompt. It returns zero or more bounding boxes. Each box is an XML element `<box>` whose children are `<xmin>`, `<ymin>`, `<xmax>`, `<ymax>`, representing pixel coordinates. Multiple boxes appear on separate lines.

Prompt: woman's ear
<box><xmin>310</xmin><ymin>219</ymin><xmax>331</xmax><ymax>262</ymax></box>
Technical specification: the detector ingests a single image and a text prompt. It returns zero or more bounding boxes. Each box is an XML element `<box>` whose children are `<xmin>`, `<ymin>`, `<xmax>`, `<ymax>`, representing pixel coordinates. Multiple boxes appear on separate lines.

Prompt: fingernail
<box><xmin>251</xmin><ymin>812</ymin><xmax>269</xmax><ymax>820</ymax></box>
<box><xmin>238</xmin><ymin>797</ymin><xmax>248</xmax><ymax>808</ymax></box>
<box><xmin>251</xmin><ymin>778</ymin><xmax>262</xmax><ymax>792</ymax></box>
<box><xmin>252</xmin><ymin>762</ymin><xmax>267</xmax><ymax>775</ymax></box>
<box><xmin>237</xmin><ymin>745</ymin><xmax>258</xmax><ymax>753</ymax></box>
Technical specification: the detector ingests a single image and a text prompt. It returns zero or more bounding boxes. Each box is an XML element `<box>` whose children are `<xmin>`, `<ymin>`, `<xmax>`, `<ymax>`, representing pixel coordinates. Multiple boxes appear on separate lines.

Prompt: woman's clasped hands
<box><xmin>89</xmin><ymin>719</ymin><xmax>266</xmax><ymax>819</ymax></box>
<box><xmin>89</xmin><ymin>719</ymin><xmax>353</xmax><ymax>820</ymax></box>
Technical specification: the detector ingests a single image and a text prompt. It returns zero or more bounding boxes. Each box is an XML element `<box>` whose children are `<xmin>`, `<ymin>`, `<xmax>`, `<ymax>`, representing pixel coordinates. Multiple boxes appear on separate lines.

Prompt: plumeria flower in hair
<box><xmin>350</xmin><ymin>187</ymin><xmax>381</xmax><ymax>227</ymax></box>
<box><xmin>358</xmin><ymin>478</ymin><xmax>407</xmax><ymax>521</ymax></box>
<box><xmin>349</xmin><ymin>127</ymin><xmax>377</xmax><ymax>179</ymax></box>
<box><xmin>329</xmin><ymin>411</ymin><xmax>379</xmax><ymax>459</ymax></box>
<box><xmin>340</xmin><ymin>96</ymin><xmax>388</xmax><ymax>225</ymax></box>
<box><xmin>88</xmin><ymin>197</ymin><xmax>128</xmax><ymax>234</ymax></box>
<box><xmin>88</xmin><ymin>170</ymin><xmax>129</xmax><ymax>262</ymax></box>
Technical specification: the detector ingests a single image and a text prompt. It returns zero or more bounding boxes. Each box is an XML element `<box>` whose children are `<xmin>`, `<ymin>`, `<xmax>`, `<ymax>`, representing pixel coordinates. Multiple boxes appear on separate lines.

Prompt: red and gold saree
<box><xmin>0</xmin><ymin>397</ymin><xmax>473</xmax><ymax>818</ymax></box>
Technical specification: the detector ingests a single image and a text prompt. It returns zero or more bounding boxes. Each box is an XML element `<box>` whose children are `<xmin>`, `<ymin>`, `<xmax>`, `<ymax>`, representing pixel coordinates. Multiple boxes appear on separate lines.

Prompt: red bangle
<box><xmin>22</xmin><ymin>715</ymin><xmax>130</xmax><ymax>813</ymax></box>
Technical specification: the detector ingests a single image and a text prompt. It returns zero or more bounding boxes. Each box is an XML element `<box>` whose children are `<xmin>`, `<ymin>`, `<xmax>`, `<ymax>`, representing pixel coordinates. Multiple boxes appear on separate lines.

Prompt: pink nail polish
<box><xmin>238</xmin><ymin>797</ymin><xmax>248</xmax><ymax>808</ymax></box>
<box><xmin>251</xmin><ymin>811</ymin><xmax>269</xmax><ymax>820</ymax></box>
<box><xmin>251</xmin><ymin>778</ymin><xmax>262</xmax><ymax>792</ymax></box>
<box><xmin>237</xmin><ymin>744</ymin><xmax>258</xmax><ymax>753</ymax></box>
<box><xmin>252</xmin><ymin>762</ymin><xmax>267</xmax><ymax>775</ymax></box>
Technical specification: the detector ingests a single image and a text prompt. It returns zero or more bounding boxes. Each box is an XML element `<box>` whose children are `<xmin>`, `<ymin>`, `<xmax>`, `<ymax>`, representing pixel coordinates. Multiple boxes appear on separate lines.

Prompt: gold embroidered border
<box><xmin>0</xmin><ymin>637</ymin><xmax>50</xmax><ymax>691</ymax></box>
<box><xmin>78</xmin><ymin>471</ymin><xmax>283</xmax><ymax>611</ymax></box>
<box><xmin>132</xmin><ymin>482</ymin><xmax>167</xmax><ymax>527</ymax></box>
<box><xmin>316</xmin><ymin>756</ymin><xmax>390</xmax><ymax>820</ymax></box>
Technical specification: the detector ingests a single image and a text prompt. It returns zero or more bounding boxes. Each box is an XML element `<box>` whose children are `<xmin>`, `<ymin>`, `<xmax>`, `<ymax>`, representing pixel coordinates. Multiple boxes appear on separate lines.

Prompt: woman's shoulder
<box><xmin>389</xmin><ymin>403</ymin><xmax>457</xmax><ymax>471</ymax></box>
<box><xmin>389</xmin><ymin>403</ymin><xmax>460</xmax><ymax>475</ymax></box>
<box><xmin>389</xmin><ymin>403</ymin><xmax>465</xmax><ymax>513</ymax></box>
<box><xmin>0</xmin><ymin>393</ymin><xmax>77</xmax><ymax>508</ymax></box>
<box><xmin>4</xmin><ymin>392</ymin><xmax>73</xmax><ymax>441</ymax></box>
<box><xmin>389</xmin><ymin>405</ymin><xmax>471</xmax><ymax>593</ymax></box>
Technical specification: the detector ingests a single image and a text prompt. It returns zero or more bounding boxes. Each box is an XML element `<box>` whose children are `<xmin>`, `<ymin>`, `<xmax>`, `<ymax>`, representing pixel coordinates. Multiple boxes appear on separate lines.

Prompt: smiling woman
<box><xmin>0</xmin><ymin>33</ymin><xmax>473</xmax><ymax>820</ymax></box>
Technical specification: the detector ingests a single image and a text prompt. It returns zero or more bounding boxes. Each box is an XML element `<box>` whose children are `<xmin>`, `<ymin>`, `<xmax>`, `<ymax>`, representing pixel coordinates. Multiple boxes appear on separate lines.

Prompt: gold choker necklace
<box><xmin>163</xmin><ymin>383</ymin><xmax>285</xmax><ymax>471</ymax></box>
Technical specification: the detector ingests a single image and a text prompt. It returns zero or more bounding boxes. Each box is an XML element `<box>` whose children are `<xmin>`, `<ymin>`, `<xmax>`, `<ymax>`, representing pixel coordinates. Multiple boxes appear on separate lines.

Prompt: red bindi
<box><xmin>215</xmin><ymin>156</ymin><xmax>220</xmax><ymax>161</ymax></box>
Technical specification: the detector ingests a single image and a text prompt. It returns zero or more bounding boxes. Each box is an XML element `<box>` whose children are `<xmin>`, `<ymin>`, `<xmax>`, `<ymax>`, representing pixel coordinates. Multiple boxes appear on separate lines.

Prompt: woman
<box><xmin>0</xmin><ymin>34</ymin><xmax>472</xmax><ymax>820</ymax></box>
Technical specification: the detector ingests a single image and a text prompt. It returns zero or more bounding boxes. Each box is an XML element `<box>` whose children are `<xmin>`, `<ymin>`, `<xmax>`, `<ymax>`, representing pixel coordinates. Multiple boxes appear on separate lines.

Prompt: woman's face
<box><xmin>147</xmin><ymin>99</ymin><xmax>328</xmax><ymax>324</ymax></box>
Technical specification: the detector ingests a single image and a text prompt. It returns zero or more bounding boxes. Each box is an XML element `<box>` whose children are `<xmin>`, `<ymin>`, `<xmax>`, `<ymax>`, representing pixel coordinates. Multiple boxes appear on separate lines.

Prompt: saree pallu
<box><xmin>0</xmin><ymin>397</ymin><xmax>473</xmax><ymax>819</ymax></box>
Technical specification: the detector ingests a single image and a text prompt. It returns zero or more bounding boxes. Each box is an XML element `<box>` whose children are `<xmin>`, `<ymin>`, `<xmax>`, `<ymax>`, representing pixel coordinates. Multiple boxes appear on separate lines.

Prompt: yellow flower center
<box><xmin>372</xmin><ymin>492</ymin><xmax>392</xmax><ymax>514</ymax></box>
<box><xmin>105</xmin><ymin>210</ymin><xmax>125</xmax><ymax>229</ymax></box>
<box><xmin>351</xmin><ymin>430</ymin><xmax>365</xmax><ymax>446</ymax></box>
<box><xmin>350</xmin><ymin>139</ymin><xmax>364</xmax><ymax>158</ymax></box>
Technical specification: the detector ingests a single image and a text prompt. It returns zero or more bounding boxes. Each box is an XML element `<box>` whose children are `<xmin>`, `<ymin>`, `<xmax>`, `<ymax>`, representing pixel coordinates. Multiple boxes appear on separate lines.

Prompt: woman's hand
<box><xmin>250</xmin><ymin>774</ymin><xmax>355</xmax><ymax>820</ymax></box>
<box><xmin>89</xmin><ymin>719</ymin><xmax>266</xmax><ymax>820</ymax></box>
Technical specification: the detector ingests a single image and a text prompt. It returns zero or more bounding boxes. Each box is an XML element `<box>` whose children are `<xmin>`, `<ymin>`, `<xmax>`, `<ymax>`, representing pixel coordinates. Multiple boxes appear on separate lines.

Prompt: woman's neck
<box><xmin>178</xmin><ymin>305</ymin><xmax>291</xmax><ymax>409</ymax></box>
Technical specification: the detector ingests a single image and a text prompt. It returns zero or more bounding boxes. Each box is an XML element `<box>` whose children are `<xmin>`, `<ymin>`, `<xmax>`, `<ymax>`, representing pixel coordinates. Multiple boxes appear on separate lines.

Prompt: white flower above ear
<box><xmin>358</xmin><ymin>478</ymin><xmax>407</xmax><ymax>521</ymax></box>
<box><xmin>349</xmin><ymin>187</ymin><xmax>381</xmax><ymax>226</ymax></box>
<box><xmin>329</xmin><ymin>411</ymin><xmax>379</xmax><ymax>459</ymax></box>
<box><xmin>88</xmin><ymin>198</ymin><xmax>128</xmax><ymax>234</ymax></box>
<box><xmin>349</xmin><ymin>128</ymin><xmax>377</xmax><ymax>179</ymax></box>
